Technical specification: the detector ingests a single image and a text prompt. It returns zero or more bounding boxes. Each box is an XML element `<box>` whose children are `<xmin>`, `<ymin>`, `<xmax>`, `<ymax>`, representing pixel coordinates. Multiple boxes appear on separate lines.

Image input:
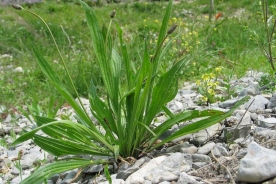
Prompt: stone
<box><xmin>10</xmin><ymin>175</ymin><xmax>29</xmax><ymax>184</ymax></box>
<box><xmin>238</xmin><ymin>84</ymin><xmax>260</xmax><ymax>96</ymax></box>
<box><xmin>144</xmin><ymin>153</ymin><xmax>192</xmax><ymax>183</ymax></box>
<box><xmin>233</xmin><ymin>110</ymin><xmax>252</xmax><ymax>127</ymax></box>
<box><xmin>190</xmin><ymin>123</ymin><xmax>222</xmax><ymax>145</ymax></box>
<box><xmin>263</xmin><ymin>177</ymin><xmax>276</xmax><ymax>184</ymax></box>
<box><xmin>99</xmin><ymin>174</ymin><xmax>125</xmax><ymax>184</ymax></box>
<box><xmin>14</xmin><ymin>67</ymin><xmax>24</xmax><ymax>73</ymax></box>
<box><xmin>60</xmin><ymin>169</ymin><xmax>80</xmax><ymax>184</ymax></box>
<box><xmin>223</xmin><ymin>125</ymin><xmax>251</xmax><ymax>143</ymax></box>
<box><xmin>166</xmin><ymin>142</ymin><xmax>197</xmax><ymax>154</ymax></box>
<box><xmin>180</xmin><ymin>145</ymin><xmax>198</xmax><ymax>154</ymax></box>
<box><xmin>236</xmin><ymin>141</ymin><xmax>276</xmax><ymax>182</ymax></box>
<box><xmin>218</xmin><ymin>98</ymin><xmax>240</xmax><ymax>108</ymax></box>
<box><xmin>116</xmin><ymin>166</ymin><xmax>139</xmax><ymax>180</ymax></box>
<box><xmin>117</xmin><ymin>162</ymin><xmax>129</xmax><ymax>172</ymax></box>
<box><xmin>268</xmin><ymin>93</ymin><xmax>276</xmax><ymax>109</ymax></box>
<box><xmin>125</xmin><ymin>156</ymin><xmax>167</xmax><ymax>184</ymax></box>
<box><xmin>245</xmin><ymin>95</ymin><xmax>269</xmax><ymax>112</ymax></box>
<box><xmin>191</xmin><ymin>154</ymin><xmax>211</xmax><ymax>163</ymax></box>
<box><xmin>197</xmin><ymin>142</ymin><xmax>215</xmax><ymax>155</ymax></box>
<box><xmin>83</xmin><ymin>164</ymin><xmax>103</xmax><ymax>174</ymax></box>
<box><xmin>259</xmin><ymin>117</ymin><xmax>276</xmax><ymax>128</ymax></box>
<box><xmin>177</xmin><ymin>172</ymin><xmax>200</xmax><ymax>184</ymax></box>
<box><xmin>212</xmin><ymin>144</ymin><xmax>229</xmax><ymax>157</ymax></box>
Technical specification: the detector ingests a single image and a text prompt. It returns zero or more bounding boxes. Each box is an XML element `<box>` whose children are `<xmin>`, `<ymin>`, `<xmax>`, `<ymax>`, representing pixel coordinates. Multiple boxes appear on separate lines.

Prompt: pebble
<box><xmin>197</xmin><ymin>142</ymin><xmax>215</xmax><ymax>154</ymax></box>
<box><xmin>3</xmin><ymin>71</ymin><xmax>276</xmax><ymax>184</ymax></box>
<box><xmin>237</xmin><ymin>141</ymin><xmax>276</xmax><ymax>183</ymax></box>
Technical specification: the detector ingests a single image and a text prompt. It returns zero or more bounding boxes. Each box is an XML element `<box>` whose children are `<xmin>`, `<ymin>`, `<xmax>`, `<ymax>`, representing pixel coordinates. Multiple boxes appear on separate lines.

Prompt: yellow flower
<box><xmin>207</xmin><ymin>82</ymin><xmax>213</xmax><ymax>86</ymax></box>
<box><xmin>172</xmin><ymin>17</ymin><xmax>177</xmax><ymax>22</ymax></box>
<box><xmin>208</xmin><ymin>89</ymin><xmax>215</xmax><ymax>95</ymax></box>
<box><xmin>196</xmin><ymin>80</ymin><xmax>201</xmax><ymax>85</ymax></box>
<box><xmin>209</xmin><ymin>73</ymin><xmax>215</xmax><ymax>78</ymax></box>
<box><xmin>202</xmin><ymin>74</ymin><xmax>210</xmax><ymax>81</ymax></box>
<box><xmin>215</xmin><ymin>67</ymin><xmax>222</xmax><ymax>72</ymax></box>
<box><xmin>201</xmin><ymin>96</ymin><xmax>208</xmax><ymax>101</ymax></box>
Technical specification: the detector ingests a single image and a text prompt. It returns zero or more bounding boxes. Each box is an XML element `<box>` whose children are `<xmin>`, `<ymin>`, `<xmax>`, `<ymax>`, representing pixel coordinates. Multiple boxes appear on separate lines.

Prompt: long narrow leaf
<box><xmin>149</xmin><ymin>96</ymin><xmax>249</xmax><ymax>150</ymax></box>
<box><xmin>33</xmin><ymin>134</ymin><xmax>110</xmax><ymax>156</ymax></box>
<box><xmin>33</xmin><ymin>48</ymin><xmax>96</xmax><ymax>130</ymax></box>
<box><xmin>11</xmin><ymin>120</ymin><xmax>114</xmax><ymax>151</ymax></box>
<box><xmin>20</xmin><ymin>158</ymin><xmax>110</xmax><ymax>184</ymax></box>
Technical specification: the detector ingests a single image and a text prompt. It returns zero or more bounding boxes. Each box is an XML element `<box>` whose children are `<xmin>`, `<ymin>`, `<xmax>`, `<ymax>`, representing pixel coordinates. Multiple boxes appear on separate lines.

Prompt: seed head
<box><xmin>11</xmin><ymin>4</ymin><xmax>23</xmax><ymax>10</ymax></box>
<box><xmin>167</xmin><ymin>24</ymin><xmax>177</xmax><ymax>35</ymax></box>
<box><xmin>110</xmin><ymin>10</ymin><xmax>116</xmax><ymax>19</ymax></box>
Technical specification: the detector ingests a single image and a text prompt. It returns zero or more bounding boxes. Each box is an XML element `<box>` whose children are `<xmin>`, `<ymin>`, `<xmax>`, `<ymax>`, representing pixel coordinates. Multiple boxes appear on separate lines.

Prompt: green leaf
<box><xmin>33</xmin><ymin>48</ymin><xmax>96</xmax><ymax>131</ymax></box>
<box><xmin>20</xmin><ymin>158</ymin><xmax>109</xmax><ymax>184</ymax></box>
<box><xmin>150</xmin><ymin>96</ymin><xmax>250</xmax><ymax>150</ymax></box>
<box><xmin>144</xmin><ymin>110</ymin><xmax>223</xmax><ymax>149</ymax></box>
<box><xmin>33</xmin><ymin>134</ymin><xmax>110</xmax><ymax>156</ymax></box>
<box><xmin>145</xmin><ymin>57</ymin><xmax>188</xmax><ymax>126</ymax></box>
<box><xmin>11</xmin><ymin>120</ymin><xmax>114</xmax><ymax>152</ymax></box>
<box><xmin>81</xmin><ymin>1</ymin><xmax>121</xmax><ymax>115</ymax></box>
<box><xmin>104</xmin><ymin>164</ymin><xmax>112</xmax><ymax>184</ymax></box>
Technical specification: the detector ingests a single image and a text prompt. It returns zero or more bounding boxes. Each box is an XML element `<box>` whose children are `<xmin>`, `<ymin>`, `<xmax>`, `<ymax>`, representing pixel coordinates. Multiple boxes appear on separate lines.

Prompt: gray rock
<box><xmin>10</xmin><ymin>175</ymin><xmax>28</xmax><ymax>184</ymax></box>
<box><xmin>237</xmin><ymin>141</ymin><xmax>276</xmax><ymax>182</ymax></box>
<box><xmin>190</xmin><ymin>123</ymin><xmax>222</xmax><ymax>145</ymax></box>
<box><xmin>223</xmin><ymin>125</ymin><xmax>251</xmax><ymax>143</ymax></box>
<box><xmin>11</xmin><ymin>167</ymin><xmax>20</xmax><ymax>175</ymax></box>
<box><xmin>268</xmin><ymin>93</ymin><xmax>276</xmax><ymax>109</ymax></box>
<box><xmin>197</xmin><ymin>142</ymin><xmax>215</xmax><ymax>155</ymax></box>
<box><xmin>259</xmin><ymin>117</ymin><xmax>276</xmax><ymax>128</ymax></box>
<box><xmin>20</xmin><ymin>150</ymin><xmax>44</xmax><ymax>169</ymax></box>
<box><xmin>99</xmin><ymin>174</ymin><xmax>125</xmax><ymax>184</ymax></box>
<box><xmin>212</xmin><ymin>144</ymin><xmax>229</xmax><ymax>157</ymax></box>
<box><xmin>192</xmin><ymin>162</ymin><xmax>209</xmax><ymax>169</ymax></box>
<box><xmin>83</xmin><ymin>164</ymin><xmax>103</xmax><ymax>174</ymax></box>
<box><xmin>191</xmin><ymin>154</ymin><xmax>211</xmax><ymax>163</ymax></box>
<box><xmin>47</xmin><ymin>180</ymin><xmax>54</xmax><ymax>184</ymax></box>
<box><xmin>263</xmin><ymin>177</ymin><xmax>276</xmax><ymax>184</ymax></box>
<box><xmin>177</xmin><ymin>172</ymin><xmax>200</xmax><ymax>184</ymax></box>
<box><xmin>60</xmin><ymin>169</ymin><xmax>79</xmax><ymax>184</ymax></box>
<box><xmin>125</xmin><ymin>156</ymin><xmax>167</xmax><ymax>184</ymax></box>
<box><xmin>144</xmin><ymin>153</ymin><xmax>192</xmax><ymax>183</ymax></box>
<box><xmin>180</xmin><ymin>145</ymin><xmax>198</xmax><ymax>154</ymax></box>
<box><xmin>250</xmin><ymin>112</ymin><xmax>258</xmax><ymax>121</ymax></box>
<box><xmin>245</xmin><ymin>95</ymin><xmax>269</xmax><ymax>112</ymax></box>
<box><xmin>218</xmin><ymin>98</ymin><xmax>240</xmax><ymax>108</ymax></box>
<box><xmin>116</xmin><ymin>166</ymin><xmax>139</xmax><ymax>180</ymax></box>
<box><xmin>233</xmin><ymin>110</ymin><xmax>252</xmax><ymax>126</ymax></box>
<box><xmin>166</xmin><ymin>142</ymin><xmax>197</xmax><ymax>154</ymax></box>
<box><xmin>159</xmin><ymin>181</ymin><xmax>171</xmax><ymax>184</ymax></box>
<box><xmin>117</xmin><ymin>162</ymin><xmax>129</xmax><ymax>172</ymax></box>
<box><xmin>238</xmin><ymin>84</ymin><xmax>260</xmax><ymax>97</ymax></box>
<box><xmin>254</xmin><ymin>127</ymin><xmax>276</xmax><ymax>140</ymax></box>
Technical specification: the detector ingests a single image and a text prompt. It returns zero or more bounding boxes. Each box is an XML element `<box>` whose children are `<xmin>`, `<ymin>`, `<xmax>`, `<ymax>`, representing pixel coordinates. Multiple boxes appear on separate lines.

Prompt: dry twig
<box><xmin>211</xmin><ymin>150</ymin><xmax>235</xmax><ymax>184</ymax></box>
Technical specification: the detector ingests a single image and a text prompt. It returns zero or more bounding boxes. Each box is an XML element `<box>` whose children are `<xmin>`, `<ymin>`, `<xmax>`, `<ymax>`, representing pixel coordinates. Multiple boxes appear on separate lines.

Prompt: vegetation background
<box><xmin>0</xmin><ymin>0</ymin><xmax>274</xmax><ymax>110</ymax></box>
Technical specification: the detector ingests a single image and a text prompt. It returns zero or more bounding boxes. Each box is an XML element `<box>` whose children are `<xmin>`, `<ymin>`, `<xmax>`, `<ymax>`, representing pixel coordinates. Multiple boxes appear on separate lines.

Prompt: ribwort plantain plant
<box><xmin>11</xmin><ymin>1</ymin><xmax>249</xmax><ymax>183</ymax></box>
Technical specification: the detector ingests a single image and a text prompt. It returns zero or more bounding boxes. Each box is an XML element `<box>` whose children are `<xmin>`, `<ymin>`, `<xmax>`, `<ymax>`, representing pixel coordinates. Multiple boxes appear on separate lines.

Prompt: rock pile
<box><xmin>2</xmin><ymin>70</ymin><xmax>276</xmax><ymax>184</ymax></box>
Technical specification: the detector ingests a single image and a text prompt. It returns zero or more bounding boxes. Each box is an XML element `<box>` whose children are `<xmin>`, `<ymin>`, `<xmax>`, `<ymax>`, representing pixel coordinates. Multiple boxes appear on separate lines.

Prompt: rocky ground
<box><xmin>2</xmin><ymin>70</ymin><xmax>276</xmax><ymax>184</ymax></box>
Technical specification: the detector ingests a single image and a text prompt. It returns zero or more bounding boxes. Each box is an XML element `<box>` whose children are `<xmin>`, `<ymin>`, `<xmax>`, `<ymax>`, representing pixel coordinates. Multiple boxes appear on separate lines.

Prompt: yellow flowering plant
<box><xmin>196</xmin><ymin>67</ymin><xmax>222</xmax><ymax>105</ymax></box>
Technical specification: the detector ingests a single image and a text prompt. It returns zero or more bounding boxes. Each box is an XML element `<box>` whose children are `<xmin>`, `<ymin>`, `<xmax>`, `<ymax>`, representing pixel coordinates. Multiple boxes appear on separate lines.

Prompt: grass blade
<box><xmin>20</xmin><ymin>158</ymin><xmax>110</xmax><ymax>184</ymax></box>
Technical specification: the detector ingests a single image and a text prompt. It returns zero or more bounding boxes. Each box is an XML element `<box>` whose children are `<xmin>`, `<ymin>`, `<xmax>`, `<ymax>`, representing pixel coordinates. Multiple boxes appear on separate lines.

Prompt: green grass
<box><xmin>0</xmin><ymin>0</ymin><xmax>274</xmax><ymax>108</ymax></box>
